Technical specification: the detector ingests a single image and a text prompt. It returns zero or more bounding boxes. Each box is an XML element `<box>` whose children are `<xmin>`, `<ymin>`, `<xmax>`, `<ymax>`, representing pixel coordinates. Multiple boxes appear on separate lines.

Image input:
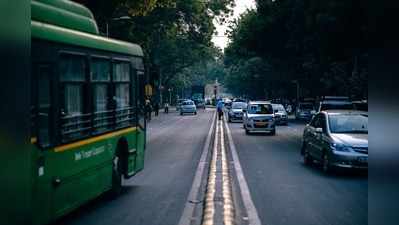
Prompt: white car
<box><xmin>180</xmin><ymin>100</ymin><xmax>197</xmax><ymax>115</ymax></box>
<box><xmin>243</xmin><ymin>101</ymin><xmax>276</xmax><ymax>135</ymax></box>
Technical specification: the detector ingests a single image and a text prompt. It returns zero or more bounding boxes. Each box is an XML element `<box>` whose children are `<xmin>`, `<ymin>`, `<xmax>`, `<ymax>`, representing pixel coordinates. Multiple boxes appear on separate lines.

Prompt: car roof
<box><xmin>249</xmin><ymin>101</ymin><xmax>272</xmax><ymax>104</ymax></box>
<box><xmin>321</xmin><ymin>110</ymin><xmax>367</xmax><ymax>115</ymax></box>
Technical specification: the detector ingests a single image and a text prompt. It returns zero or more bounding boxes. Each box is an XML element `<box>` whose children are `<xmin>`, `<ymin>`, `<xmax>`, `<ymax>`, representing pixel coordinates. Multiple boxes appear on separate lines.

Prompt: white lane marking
<box><xmin>224</xmin><ymin>117</ymin><xmax>263</xmax><ymax>225</ymax></box>
<box><xmin>178</xmin><ymin>112</ymin><xmax>216</xmax><ymax>225</ymax></box>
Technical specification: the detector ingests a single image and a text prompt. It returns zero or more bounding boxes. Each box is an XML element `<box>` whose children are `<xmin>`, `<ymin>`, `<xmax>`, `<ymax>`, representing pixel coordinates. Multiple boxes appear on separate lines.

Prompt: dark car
<box><xmin>302</xmin><ymin>110</ymin><xmax>368</xmax><ymax>172</ymax></box>
<box><xmin>295</xmin><ymin>102</ymin><xmax>316</xmax><ymax>121</ymax></box>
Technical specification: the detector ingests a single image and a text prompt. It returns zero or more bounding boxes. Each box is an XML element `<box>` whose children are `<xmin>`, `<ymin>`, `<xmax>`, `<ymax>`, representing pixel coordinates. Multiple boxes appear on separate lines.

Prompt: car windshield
<box><xmin>232</xmin><ymin>102</ymin><xmax>247</xmax><ymax>109</ymax></box>
<box><xmin>299</xmin><ymin>103</ymin><xmax>314</xmax><ymax>110</ymax></box>
<box><xmin>248</xmin><ymin>104</ymin><xmax>273</xmax><ymax>114</ymax></box>
<box><xmin>183</xmin><ymin>101</ymin><xmax>194</xmax><ymax>105</ymax></box>
<box><xmin>328</xmin><ymin>114</ymin><xmax>368</xmax><ymax>133</ymax></box>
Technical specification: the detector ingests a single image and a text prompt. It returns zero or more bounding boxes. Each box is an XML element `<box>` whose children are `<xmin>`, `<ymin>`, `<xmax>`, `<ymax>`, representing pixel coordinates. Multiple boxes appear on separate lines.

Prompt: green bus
<box><xmin>4</xmin><ymin>1</ymin><xmax>146</xmax><ymax>224</ymax></box>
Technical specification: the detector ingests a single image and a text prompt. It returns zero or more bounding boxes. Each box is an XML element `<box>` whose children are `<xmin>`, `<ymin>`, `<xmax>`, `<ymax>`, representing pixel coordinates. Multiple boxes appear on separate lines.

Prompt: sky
<box><xmin>212</xmin><ymin>0</ymin><xmax>256</xmax><ymax>50</ymax></box>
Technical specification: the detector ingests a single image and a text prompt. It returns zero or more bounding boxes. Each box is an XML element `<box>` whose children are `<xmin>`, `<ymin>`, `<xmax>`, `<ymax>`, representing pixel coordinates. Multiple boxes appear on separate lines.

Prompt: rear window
<box><xmin>183</xmin><ymin>101</ymin><xmax>194</xmax><ymax>105</ymax></box>
<box><xmin>321</xmin><ymin>103</ymin><xmax>353</xmax><ymax>111</ymax></box>
<box><xmin>232</xmin><ymin>102</ymin><xmax>247</xmax><ymax>109</ymax></box>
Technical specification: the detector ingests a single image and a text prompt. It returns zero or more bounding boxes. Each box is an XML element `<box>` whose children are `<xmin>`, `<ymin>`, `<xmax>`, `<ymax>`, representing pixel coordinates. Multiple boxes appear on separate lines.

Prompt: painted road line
<box><xmin>224</xmin><ymin>117</ymin><xmax>262</xmax><ymax>225</ymax></box>
<box><xmin>178</xmin><ymin>112</ymin><xmax>216</xmax><ymax>225</ymax></box>
<box><xmin>220</xmin><ymin>119</ymin><xmax>235</xmax><ymax>225</ymax></box>
<box><xmin>202</xmin><ymin>119</ymin><xmax>219</xmax><ymax>225</ymax></box>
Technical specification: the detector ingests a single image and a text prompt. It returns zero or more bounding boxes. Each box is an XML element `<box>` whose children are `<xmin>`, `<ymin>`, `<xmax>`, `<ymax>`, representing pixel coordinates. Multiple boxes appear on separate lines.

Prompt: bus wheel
<box><xmin>110</xmin><ymin>155</ymin><xmax>122</xmax><ymax>197</ymax></box>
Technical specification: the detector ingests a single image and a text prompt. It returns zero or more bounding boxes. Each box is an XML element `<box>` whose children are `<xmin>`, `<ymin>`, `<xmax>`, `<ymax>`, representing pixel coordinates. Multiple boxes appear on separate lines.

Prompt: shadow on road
<box><xmin>53</xmin><ymin>185</ymin><xmax>142</xmax><ymax>225</ymax></box>
<box><xmin>300</xmin><ymin>162</ymin><xmax>368</xmax><ymax>179</ymax></box>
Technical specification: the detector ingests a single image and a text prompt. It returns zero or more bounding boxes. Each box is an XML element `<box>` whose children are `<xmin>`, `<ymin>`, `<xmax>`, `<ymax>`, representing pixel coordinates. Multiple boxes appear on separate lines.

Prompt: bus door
<box><xmin>134</xmin><ymin>70</ymin><xmax>146</xmax><ymax>172</ymax></box>
<box><xmin>32</xmin><ymin>63</ymin><xmax>53</xmax><ymax>224</ymax></box>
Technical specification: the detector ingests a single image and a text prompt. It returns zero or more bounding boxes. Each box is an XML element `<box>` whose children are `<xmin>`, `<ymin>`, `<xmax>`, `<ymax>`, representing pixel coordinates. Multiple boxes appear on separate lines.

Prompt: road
<box><xmin>57</xmin><ymin>108</ymin><xmax>214</xmax><ymax>225</ymax></box>
<box><xmin>55</xmin><ymin>108</ymin><xmax>367</xmax><ymax>225</ymax></box>
<box><xmin>228</xmin><ymin>119</ymin><xmax>368</xmax><ymax>225</ymax></box>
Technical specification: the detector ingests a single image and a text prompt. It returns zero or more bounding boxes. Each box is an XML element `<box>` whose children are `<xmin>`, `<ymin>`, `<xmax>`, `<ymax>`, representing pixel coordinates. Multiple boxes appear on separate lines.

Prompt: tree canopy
<box><xmin>81</xmin><ymin>0</ymin><xmax>234</xmax><ymax>93</ymax></box>
<box><xmin>224</xmin><ymin>0</ymin><xmax>368</xmax><ymax>100</ymax></box>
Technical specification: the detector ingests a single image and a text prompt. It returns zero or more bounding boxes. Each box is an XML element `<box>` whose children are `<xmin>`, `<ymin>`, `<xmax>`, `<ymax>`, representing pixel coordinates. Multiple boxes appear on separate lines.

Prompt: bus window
<box><xmin>59</xmin><ymin>54</ymin><xmax>89</xmax><ymax>142</ymax></box>
<box><xmin>113</xmin><ymin>61</ymin><xmax>131</xmax><ymax>128</ymax></box>
<box><xmin>91</xmin><ymin>57</ymin><xmax>111</xmax><ymax>134</ymax></box>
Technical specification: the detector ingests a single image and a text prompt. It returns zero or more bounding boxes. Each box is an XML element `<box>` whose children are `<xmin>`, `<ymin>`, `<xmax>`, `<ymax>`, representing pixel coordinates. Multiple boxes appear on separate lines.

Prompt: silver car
<box><xmin>243</xmin><ymin>101</ymin><xmax>276</xmax><ymax>135</ymax></box>
<box><xmin>301</xmin><ymin>110</ymin><xmax>368</xmax><ymax>172</ymax></box>
<box><xmin>228</xmin><ymin>102</ymin><xmax>247</xmax><ymax>122</ymax></box>
<box><xmin>272</xmin><ymin>104</ymin><xmax>288</xmax><ymax>125</ymax></box>
<box><xmin>180</xmin><ymin>100</ymin><xmax>197</xmax><ymax>115</ymax></box>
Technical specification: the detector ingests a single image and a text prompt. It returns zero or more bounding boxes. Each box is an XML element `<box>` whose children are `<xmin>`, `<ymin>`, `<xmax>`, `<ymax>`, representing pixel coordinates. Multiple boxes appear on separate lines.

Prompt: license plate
<box><xmin>358</xmin><ymin>157</ymin><xmax>367</xmax><ymax>163</ymax></box>
<box><xmin>255</xmin><ymin>122</ymin><xmax>267</xmax><ymax>126</ymax></box>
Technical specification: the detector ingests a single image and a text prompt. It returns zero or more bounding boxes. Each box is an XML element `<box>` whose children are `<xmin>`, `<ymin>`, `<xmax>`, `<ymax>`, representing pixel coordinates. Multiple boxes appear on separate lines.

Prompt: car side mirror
<box><xmin>242</xmin><ymin>109</ymin><xmax>247</xmax><ymax>113</ymax></box>
<box><xmin>315</xmin><ymin>127</ymin><xmax>323</xmax><ymax>133</ymax></box>
<box><xmin>274</xmin><ymin>109</ymin><xmax>278</xmax><ymax>113</ymax></box>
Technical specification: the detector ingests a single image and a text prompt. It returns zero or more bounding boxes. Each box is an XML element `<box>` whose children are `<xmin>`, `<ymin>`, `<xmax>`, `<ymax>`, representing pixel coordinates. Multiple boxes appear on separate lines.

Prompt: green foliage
<box><xmin>81</xmin><ymin>0</ymin><xmax>234</xmax><ymax>92</ymax></box>
<box><xmin>224</xmin><ymin>0</ymin><xmax>368</xmax><ymax>100</ymax></box>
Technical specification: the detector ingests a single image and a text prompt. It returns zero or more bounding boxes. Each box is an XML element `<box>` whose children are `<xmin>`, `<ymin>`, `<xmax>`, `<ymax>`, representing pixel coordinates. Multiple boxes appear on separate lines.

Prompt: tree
<box><xmin>224</xmin><ymin>0</ymin><xmax>368</xmax><ymax>100</ymax></box>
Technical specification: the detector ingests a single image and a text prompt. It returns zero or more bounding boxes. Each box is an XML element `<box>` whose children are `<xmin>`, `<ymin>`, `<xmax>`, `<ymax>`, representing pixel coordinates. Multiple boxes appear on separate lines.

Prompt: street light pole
<box><xmin>168</xmin><ymin>88</ymin><xmax>172</xmax><ymax>104</ymax></box>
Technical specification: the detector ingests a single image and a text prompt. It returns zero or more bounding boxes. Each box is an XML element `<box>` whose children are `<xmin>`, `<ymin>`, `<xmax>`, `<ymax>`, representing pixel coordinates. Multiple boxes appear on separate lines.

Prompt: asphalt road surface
<box><xmin>55</xmin><ymin>109</ymin><xmax>367</xmax><ymax>225</ymax></box>
<box><xmin>56</xmin><ymin>108</ymin><xmax>214</xmax><ymax>225</ymax></box>
<box><xmin>227</xmin><ymin>119</ymin><xmax>367</xmax><ymax>225</ymax></box>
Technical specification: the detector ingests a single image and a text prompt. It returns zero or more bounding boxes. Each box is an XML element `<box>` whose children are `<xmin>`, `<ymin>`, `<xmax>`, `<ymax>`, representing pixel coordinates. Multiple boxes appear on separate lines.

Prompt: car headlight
<box><xmin>331</xmin><ymin>143</ymin><xmax>353</xmax><ymax>152</ymax></box>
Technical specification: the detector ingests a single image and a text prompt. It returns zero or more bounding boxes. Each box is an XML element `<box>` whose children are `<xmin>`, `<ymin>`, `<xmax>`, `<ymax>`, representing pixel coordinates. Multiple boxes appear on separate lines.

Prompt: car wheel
<box><xmin>194</xmin><ymin>112</ymin><xmax>197</xmax><ymax>115</ymax></box>
<box><xmin>302</xmin><ymin>143</ymin><xmax>312</xmax><ymax>165</ymax></box>
<box><xmin>180</xmin><ymin>112</ymin><xmax>183</xmax><ymax>116</ymax></box>
<box><xmin>322</xmin><ymin>152</ymin><xmax>332</xmax><ymax>173</ymax></box>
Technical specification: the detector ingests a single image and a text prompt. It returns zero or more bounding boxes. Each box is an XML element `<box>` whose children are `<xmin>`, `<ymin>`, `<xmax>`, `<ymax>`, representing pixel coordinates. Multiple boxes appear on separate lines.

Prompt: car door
<box><xmin>312</xmin><ymin>114</ymin><xmax>327</xmax><ymax>160</ymax></box>
<box><xmin>306</xmin><ymin>114</ymin><xmax>320</xmax><ymax>158</ymax></box>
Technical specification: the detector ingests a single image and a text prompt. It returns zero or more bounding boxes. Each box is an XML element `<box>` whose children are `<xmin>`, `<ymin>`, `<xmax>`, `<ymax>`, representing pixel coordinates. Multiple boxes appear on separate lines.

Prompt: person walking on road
<box><xmin>145</xmin><ymin>99</ymin><xmax>152</xmax><ymax>121</ymax></box>
<box><xmin>154</xmin><ymin>101</ymin><xmax>159</xmax><ymax>116</ymax></box>
<box><xmin>216</xmin><ymin>100</ymin><xmax>224</xmax><ymax>120</ymax></box>
<box><xmin>164</xmin><ymin>102</ymin><xmax>169</xmax><ymax>113</ymax></box>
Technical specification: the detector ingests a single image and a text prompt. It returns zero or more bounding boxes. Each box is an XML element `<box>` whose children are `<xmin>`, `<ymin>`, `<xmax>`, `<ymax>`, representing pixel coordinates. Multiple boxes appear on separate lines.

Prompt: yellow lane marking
<box><xmin>202</xmin><ymin>119</ymin><xmax>219</xmax><ymax>225</ymax></box>
<box><xmin>220</xmin><ymin>119</ymin><xmax>235</xmax><ymax>225</ymax></box>
<box><xmin>54</xmin><ymin>127</ymin><xmax>137</xmax><ymax>152</ymax></box>
<box><xmin>202</xmin><ymin>119</ymin><xmax>236</xmax><ymax>225</ymax></box>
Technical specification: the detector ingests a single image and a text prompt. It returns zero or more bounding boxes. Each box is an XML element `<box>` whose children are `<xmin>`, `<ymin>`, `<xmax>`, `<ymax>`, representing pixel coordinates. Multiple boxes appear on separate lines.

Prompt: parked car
<box><xmin>243</xmin><ymin>101</ymin><xmax>276</xmax><ymax>135</ymax></box>
<box><xmin>301</xmin><ymin>110</ymin><xmax>368</xmax><ymax>172</ymax></box>
<box><xmin>272</xmin><ymin>104</ymin><xmax>288</xmax><ymax>125</ymax></box>
<box><xmin>318</xmin><ymin>96</ymin><xmax>354</xmax><ymax>112</ymax></box>
<box><xmin>180</xmin><ymin>100</ymin><xmax>197</xmax><ymax>115</ymax></box>
<box><xmin>296</xmin><ymin>102</ymin><xmax>316</xmax><ymax>121</ymax></box>
<box><xmin>227</xmin><ymin>102</ymin><xmax>247</xmax><ymax>122</ymax></box>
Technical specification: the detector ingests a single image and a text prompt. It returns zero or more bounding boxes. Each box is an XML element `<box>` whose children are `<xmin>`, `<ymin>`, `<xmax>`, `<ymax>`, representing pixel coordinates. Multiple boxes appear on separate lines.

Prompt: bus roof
<box><xmin>32</xmin><ymin>0</ymin><xmax>99</xmax><ymax>34</ymax></box>
<box><xmin>31</xmin><ymin>0</ymin><xmax>144</xmax><ymax>57</ymax></box>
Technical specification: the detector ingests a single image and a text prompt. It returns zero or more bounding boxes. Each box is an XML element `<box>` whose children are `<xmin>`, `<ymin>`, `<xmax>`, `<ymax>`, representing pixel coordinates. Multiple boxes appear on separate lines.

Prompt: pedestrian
<box><xmin>287</xmin><ymin>104</ymin><xmax>292</xmax><ymax>114</ymax></box>
<box><xmin>145</xmin><ymin>99</ymin><xmax>152</xmax><ymax>121</ymax></box>
<box><xmin>154</xmin><ymin>101</ymin><xmax>159</xmax><ymax>116</ymax></box>
<box><xmin>216</xmin><ymin>100</ymin><xmax>224</xmax><ymax>120</ymax></box>
<box><xmin>164</xmin><ymin>102</ymin><xmax>169</xmax><ymax>113</ymax></box>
